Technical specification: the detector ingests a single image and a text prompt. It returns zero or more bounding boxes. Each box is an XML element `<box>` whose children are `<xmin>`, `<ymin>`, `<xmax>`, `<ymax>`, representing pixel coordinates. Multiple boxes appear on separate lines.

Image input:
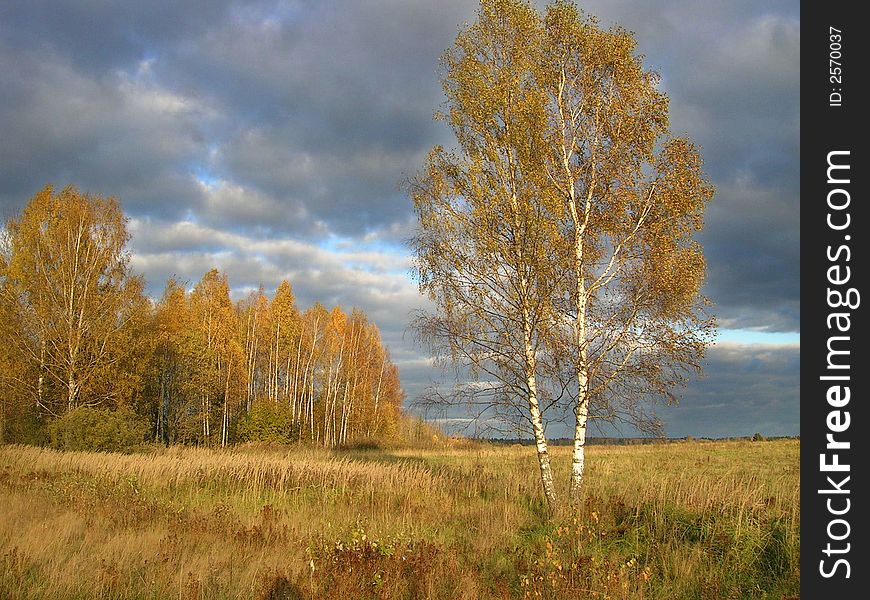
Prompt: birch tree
<box><xmin>412</xmin><ymin>0</ymin><xmax>714</xmax><ymax>511</ymax></box>
<box><xmin>410</xmin><ymin>0</ymin><xmax>563</xmax><ymax>511</ymax></box>
<box><xmin>540</xmin><ymin>3</ymin><xmax>714</xmax><ymax>503</ymax></box>
<box><xmin>189</xmin><ymin>269</ymin><xmax>242</xmax><ymax>447</ymax></box>
<box><xmin>1</xmin><ymin>187</ymin><xmax>408</xmax><ymax>446</ymax></box>
<box><xmin>269</xmin><ymin>280</ymin><xmax>301</xmax><ymax>406</ymax></box>
<box><xmin>0</xmin><ymin>283</ymin><xmax>30</xmax><ymax>443</ymax></box>
<box><xmin>151</xmin><ymin>279</ymin><xmax>184</xmax><ymax>444</ymax></box>
<box><xmin>1</xmin><ymin>185</ymin><xmax>144</xmax><ymax>415</ymax></box>
<box><xmin>237</xmin><ymin>287</ymin><xmax>270</xmax><ymax>412</ymax></box>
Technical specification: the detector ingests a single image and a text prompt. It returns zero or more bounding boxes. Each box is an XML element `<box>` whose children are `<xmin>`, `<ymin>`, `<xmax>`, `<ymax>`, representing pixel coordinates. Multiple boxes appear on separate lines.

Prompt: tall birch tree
<box><xmin>410</xmin><ymin>0</ymin><xmax>563</xmax><ymax>512</ymax></box>
<box><xmin>540</xmin><ymin>3</ymin><xmax>714</xmax><ymax>503</ymax></box>
<box><xmin>1</xmin><ymin>185</ymin><xmax>144</xmax><ymax>415</ymax></box>
<box><xmin>189</xmin><ymin>269</ymin><xmax>242</xmax><ymax>446</ymax></box>
<box><xmin>412</xmin><ymin>0</ymin><xmax>714</xmax><ymax>511</ymax></box>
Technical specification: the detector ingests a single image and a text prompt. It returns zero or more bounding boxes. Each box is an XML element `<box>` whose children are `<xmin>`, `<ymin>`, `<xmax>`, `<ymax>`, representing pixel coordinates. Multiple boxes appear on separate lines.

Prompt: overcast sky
<box><xmin>0</xmin><ymin>0</ymin><xmax>799</xmax><ymax>438</ymax></box>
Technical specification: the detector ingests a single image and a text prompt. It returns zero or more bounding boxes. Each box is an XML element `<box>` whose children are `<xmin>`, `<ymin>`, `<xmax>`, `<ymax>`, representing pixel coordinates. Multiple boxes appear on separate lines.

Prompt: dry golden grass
<box><xmin>2</xmin><ymin>444</ymin><xmax>443</xmax><ymax>498</ymax></box>
<box><xmin>0</xmin><ymin>439</ymin><xmax>799</xmax><ymax>599</ymax></box>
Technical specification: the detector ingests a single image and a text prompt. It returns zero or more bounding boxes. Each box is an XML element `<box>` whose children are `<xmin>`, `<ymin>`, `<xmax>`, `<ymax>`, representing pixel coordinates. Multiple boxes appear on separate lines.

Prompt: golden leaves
<box><xmin>410</xmin><ymin>0</ymin><xmax>715</xmax><ymax>441</ymax></box>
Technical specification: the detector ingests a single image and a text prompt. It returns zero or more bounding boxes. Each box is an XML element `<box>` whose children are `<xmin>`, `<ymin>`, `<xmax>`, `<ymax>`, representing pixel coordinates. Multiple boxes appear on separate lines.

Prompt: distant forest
<box><xmin>492</xmin><ymin>435</ymin><xmax>797</xmax><ymax>446</ymax></box>
<box><xmin>0</xmin><ymin>185</ymin><xmax>407</xmax><ymax>449</ymax></box>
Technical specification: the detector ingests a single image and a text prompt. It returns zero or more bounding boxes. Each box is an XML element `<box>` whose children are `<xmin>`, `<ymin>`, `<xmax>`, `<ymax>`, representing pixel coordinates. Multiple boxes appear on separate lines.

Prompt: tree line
<box><xmin>0</xmin><ymin>185</ymin><xmax>404</xmax><ymax>448</ymax></box>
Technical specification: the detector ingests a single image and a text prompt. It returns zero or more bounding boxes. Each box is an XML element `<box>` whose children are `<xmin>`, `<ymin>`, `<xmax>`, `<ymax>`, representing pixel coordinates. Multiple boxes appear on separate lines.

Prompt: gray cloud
<box><xmin>700</xmin><ymin>180</ymin><xmax>799</xmax><ymax>332</ymax></box>
<box><xmin>410</xmin><ymin>343</ymin><xmax>800</xmax><ymax>440</ymax></box>
<box><xmin>662</xmin><ymin>343</ymin><xmax>800</xmax><ymax>438</ymax></box>
<box><xmin>0</xmin><ymin>43</ymin><xmax>213</xmax><ymax>219</ymax></box>
<box><xmin>577</xmin><ymin>0</ymin><xmax>800</xmax><ymax>332</ymax></box>
<box><xmin>1</xmin><ymin>0</ymin><xmax>799</xmax><ymax>435</ymax></box>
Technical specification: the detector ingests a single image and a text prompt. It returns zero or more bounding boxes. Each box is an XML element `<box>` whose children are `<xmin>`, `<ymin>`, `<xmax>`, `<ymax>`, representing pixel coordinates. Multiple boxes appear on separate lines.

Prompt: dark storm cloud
<box><xmin>215</xmin><ymin>126</ymin><xmax>425</xmax><ymax>235</ymax></box>
<box><xmin>666</xmin><ymin>12</ymin><xmax>799</xmax><ymax>332</ymax></box>
<box><xmin>700</xmin><ymin>181</ymin><xmax>800</xmax><ymax>332</ymax></box>
<box><xmin>662</xmin><ymin>343</ymin><xmax>800</xmax><ymax>438</ymax></box>
<box><xmin>1</xmin><ymin>1</ymin><xmax>800</xmax><ymax>434</ymax></box>
<box><xmin>1</xmin><ymin>0</ymin><xmax>474</xmax><ymax>237</ymax></box>
<box><xmin>412</xmin><ymin>343</ymin><xmax>801</xmax><ymax>440</ymax></box>
<box><xmin>167</xmin><ymin>0</ymin><xmax>473</xmax><ymax>235</ymax></box>
<box><xmin>0</xmin><ymin>39</ymin><xmax>212</xmax><ymax>219</ymax></box>
<box><xmin>0</xmin><ymin>0</ymin><xmax>234</xmax><ymax>74</ymax></box>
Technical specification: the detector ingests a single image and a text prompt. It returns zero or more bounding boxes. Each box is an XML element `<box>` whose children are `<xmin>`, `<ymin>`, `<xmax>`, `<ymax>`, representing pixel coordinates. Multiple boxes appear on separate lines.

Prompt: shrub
<box><xmin>303</xmin><ymin>526</ymin><xmax>459</xmax><ymax>599</ymax></box>
<box><xmin>392</xmin><ymin>415</ymin><xmax>447</xmax><ymax>448</ymax></box>
<box><xmin>1</xmin><ymin>403</ymin><xmax>50</xmax><ymax>446</ymax></box>
<box><xmin>237</xmin><ymin>402</ymin><xmax>298</xmax><ymax>444</ymax></box>
<box><xmin>49</xmin><ymin>406</ymin><xmax>148</xmax><ymax>452</ymax></box>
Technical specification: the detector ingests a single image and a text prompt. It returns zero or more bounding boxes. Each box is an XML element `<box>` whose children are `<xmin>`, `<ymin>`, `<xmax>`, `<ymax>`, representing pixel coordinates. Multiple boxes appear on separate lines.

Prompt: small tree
<box><xmin>237</xmin><ymin>402</ymin><xmax>297</xmax><ymax>445</ymax></box>
<box><xmin>49</xmin><ymin>406</ymin><xmax>148</xmax><ymax>452</ymax></box>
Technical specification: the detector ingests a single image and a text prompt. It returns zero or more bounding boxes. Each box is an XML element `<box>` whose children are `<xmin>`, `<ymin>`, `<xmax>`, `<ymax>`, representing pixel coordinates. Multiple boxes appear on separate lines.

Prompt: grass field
<box><xmin>0</xmin><ymin>439</ymin><xmax>799</xmax><ymax>599</ymax></box>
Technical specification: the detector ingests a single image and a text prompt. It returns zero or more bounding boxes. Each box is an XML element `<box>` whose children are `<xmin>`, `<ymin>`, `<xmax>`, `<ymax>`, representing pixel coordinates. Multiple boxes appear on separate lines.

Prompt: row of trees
<box><xmin>150</xmin><ymin>273</ymin><xmax>403</xmax><ymax>447</ymax></box>
<box><xmin>411</xmin><ymin>0</ymin><xmax>715</xmax><ymax>511</ymax></box>
<box><xmin>1</xmin><ymin>185</ymin><xmax>404</xmax><ymax>447</ymax></box>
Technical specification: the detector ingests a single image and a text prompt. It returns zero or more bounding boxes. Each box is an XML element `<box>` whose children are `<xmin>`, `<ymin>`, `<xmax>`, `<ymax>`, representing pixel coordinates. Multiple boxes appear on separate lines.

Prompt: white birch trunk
<box><xmin>368</xmin><ymin>356</ymin><xmax>385</xmax><ymax>438</ymax></box>
<box><xmin>523</xmin><ymin>314</ymin><xmax>557</xmax><ymax>513</ymax></box>
<box><xmin>292</xmin><ymin>328</ymin><xmax>303</xmax><ymax>424</ymax></box>
<box><xmin>569</xmin><ymin>359</ymin><xmax>590</xmax><ymax>502</ymax></box>
<box><xmin>569</xmin><ymin>209</ymin><xmax>590</xmax><ymax>503</ymax></box>
<box><xmin>561</xmin><ymin>85</ymin><xmax>594</xmax><ymax>504</ymax></box>
<box><xmin>527</xmin><ymin>369</ymin><xmax>557</xmax><ymax>513</ymax></box>
<box><xmin>221</xmin><ymin>361</ymin><xmax>232</xmax><ymax>447</ymax></box>
<box><xmin>37</xmin><ymin>338</ymin><xmax>45</xmax><ymax>410</ymax></box>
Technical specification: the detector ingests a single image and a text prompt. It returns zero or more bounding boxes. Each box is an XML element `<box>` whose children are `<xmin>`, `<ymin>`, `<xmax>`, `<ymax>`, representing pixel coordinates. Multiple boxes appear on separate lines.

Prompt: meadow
<box><xmin>0</xmin><ymin>439</ymin><xmax>799</xmax><ymax>599</ymax></box>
